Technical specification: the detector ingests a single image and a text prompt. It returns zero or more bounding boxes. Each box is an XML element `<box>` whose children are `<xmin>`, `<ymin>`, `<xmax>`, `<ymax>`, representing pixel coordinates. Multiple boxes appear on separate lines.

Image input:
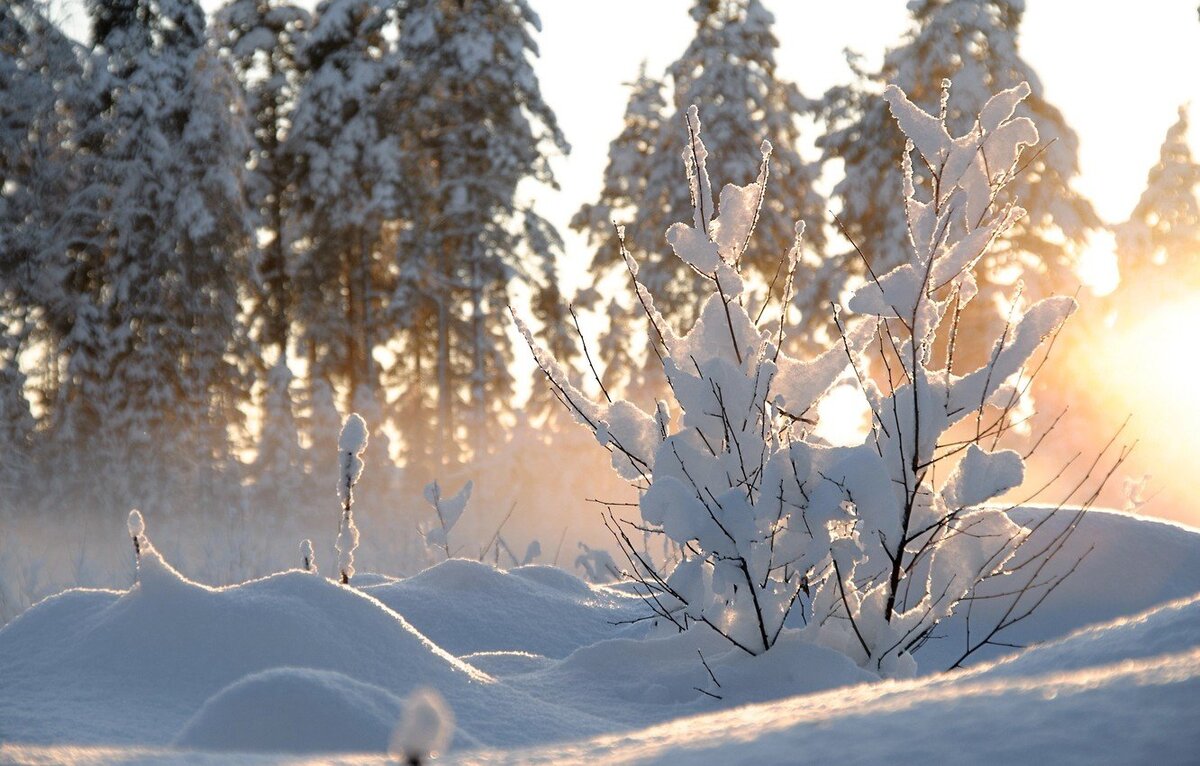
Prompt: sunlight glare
<box><xmin>1077</xmin><ymin>231</ymin><xmax>1120</xmax><ymax>297</ymax></box>
<box><xmin>1077</xmin><ymin>292</ymin><xmax>1200</xmax><ymax>519</ymax></box>
<box><xmin>814</xmin><ymin>383</ymin><xmax>870</xmax><ymax>448</ymax></box>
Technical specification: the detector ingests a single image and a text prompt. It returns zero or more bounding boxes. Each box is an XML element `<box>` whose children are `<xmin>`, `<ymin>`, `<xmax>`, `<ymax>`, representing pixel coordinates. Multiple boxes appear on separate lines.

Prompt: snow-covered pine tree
<box><xmin>1116</xmin><ymin>105</ymin><xmax>1200</xmax><ymax>287</ymax></box>
<box><xmin>216</xmin><ymin>0</ymin><xmax>310</xmax><ymax>498</ymax></box>
<box><xmin>0</xmin><ymin>1</ymin><xmax>80</xmax><ymax>282</ymax></box>
<box><xmin>252</xmin><ymin>358</ymin><xmax>304</xmax><ymax>512</ymax></box>
<box><xmin>388</xmin><ymin>0</ymin><xmax>568</xmax><ymax>470</ymax></box>
<box><xmin>594</xmin><ymin>299</ymin><xmax>637</xmax><ymax>398</ymax></box>
<box><xmin>301</xmin><ymin>374</ymin><xmax>342</xmax><ymax>499</ymax></box>
<box><xmin>53</xmin><ymin>0</ymin><xmax>255</xmax><ymax>509</ymax></box>
<box><xmin>0</xmin><ymin>2</ymin><xmax>79</xmax><ymax>497</ymax></box>
<box><xmin>570</xmin><ymin>66</ymin><xmax>670</xmax><ymax>397</ymax></box>
<box><xmin>526</xmin><ymin>277</ymin><xmax>582</xmax><ymax>425</ymax></box>
<box><xmin>576</xmin><ymin>1</ymin><xmax>825</xmax><ymax>331</ymax></box>
<box><xmin>216</xmin><ymin>0</ymin><xmax>309</xmax><ymax>366</ymax></box>
<box><xmin>818</xmin><ymin>0</ymin><xmax>1098</xmax><ymax>364</ymax></box>
<box><xmin>288</xmin><ymin>0</ymin><xmax>398</xmax><ymax>413</ymax></box>
<box><xmin>0</xmin><ymin>321</ymin><xmax>35</xmax><ymax>494</ymax></box>
<box><xmin>571</xmin><ymin>62</ymin><xmax>671</xmax><ymax>285</ymax></box>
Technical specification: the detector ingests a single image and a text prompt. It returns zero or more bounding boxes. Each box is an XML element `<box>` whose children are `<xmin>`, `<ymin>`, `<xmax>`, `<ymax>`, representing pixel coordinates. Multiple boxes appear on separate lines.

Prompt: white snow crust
<box><xmin>0</xmin><ymin>510</ymin><xmax>1197</xmax><ymax>764</ymax></box>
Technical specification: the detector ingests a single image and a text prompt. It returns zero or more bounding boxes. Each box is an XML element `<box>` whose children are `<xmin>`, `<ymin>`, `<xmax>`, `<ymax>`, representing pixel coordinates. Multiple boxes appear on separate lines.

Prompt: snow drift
<box><xmin>0</xmin><ymin>511</ymin><xmax>1197</xmax><ymax>763</ymax></box>
<box><xmin>0</xmin><ymin>544</ymin><xmax>607</xmax><ymax>750</ymax></box>
<box><xmin>362</xmin><ymin>558</ymin><xmax>647</xmax><ymax>659</ymax></box>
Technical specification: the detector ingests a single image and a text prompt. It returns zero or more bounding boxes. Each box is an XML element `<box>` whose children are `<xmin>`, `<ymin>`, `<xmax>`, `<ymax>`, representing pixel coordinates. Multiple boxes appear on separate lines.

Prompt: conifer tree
<box><xmin>216</xmin><ymin>0</ymin><xmax>311</xmax><ymax>498</ymax></box>
<box><xmin>663</xmin><ymin>0</ymin><xmax>825</xmax><ymax>305</ymax></box>
<box><xmin>1116</xmin><ymin>106</ymin><xmax>1200</xmax><ymax>285</ymax></box>
<box><xmin>0</xmin><ymin>2</ymin><xmax>79</xmax><ymax>490</ymax></box>
<box><xmin>576</xmin><ymin>0</ymin><xmax>824</xmax><ymax>363</ymax></box>
<box><xmin>52</xmin><ymin>0</ymin><xmax>254</xmax><ymax>507</ymax></box>
<box><xmin>818</xmin><ymin>0</ymin><xmax>1098</xmax><ymax>359</ymax></box>
<box><xmin>390</xmin><ymin>0</ymin><xmax>567</xmax><ymax>470</ymax></box>
<box><xmin>571</xmin><ymin>63</ymin><xmax>671</xmax><ymax>286</ymax></box>
<box><xmin>288</xmin><ymin>0</ymin><xmax>398</xmax><ymax>408</ymax></box>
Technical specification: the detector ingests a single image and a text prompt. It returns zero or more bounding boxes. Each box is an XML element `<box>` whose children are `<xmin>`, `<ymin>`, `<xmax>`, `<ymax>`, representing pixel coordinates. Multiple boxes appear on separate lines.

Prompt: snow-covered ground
<box><xmin>1</xmin><ymin>508</ymin><xmax>1197</xmax><ymax>764</ymax></box>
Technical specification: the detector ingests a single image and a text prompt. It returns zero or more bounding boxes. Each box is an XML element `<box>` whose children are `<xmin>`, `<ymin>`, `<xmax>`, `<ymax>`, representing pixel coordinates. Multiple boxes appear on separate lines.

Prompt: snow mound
<box><xmin>174</xmin><ymin>668</ymin><xmax>403</xmax><ymax>753</ymax></box>
<box><xmin>363</xmin><ymin>558</ymin><xmax>646</xmax><ymax>659</ymax></box>
<box><xmin>469</xmin><ymin>653</ymin><xmax>1200</xmax><ymax>765</ymax></box>
<box><xmin>460</xmin><ymin>651</ymin><xmax>556</xmax><ymax>677</ymax></box>
<box><xmin>0</xmin><ymin>545</ymin><xmax>605</xmax><ymax>748</ymax></box>
<box><xmin>919</xmin><ymin>508</ymin><xmax>1200</xmax><ymax>669</ymax></box>
<box><xmin>970</xmin><ymin>591</ymin><xmax>1200</xmax><ymax>680</ymax></box>
<box><xmin>508</xmin><ymin>627</ymin><xmax>876</xmax><ymax>730</ymax></box>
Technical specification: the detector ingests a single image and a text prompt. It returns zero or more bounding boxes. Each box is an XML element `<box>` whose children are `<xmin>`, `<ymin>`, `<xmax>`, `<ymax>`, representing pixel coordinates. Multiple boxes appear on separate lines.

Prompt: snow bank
<box><xmin>363</xmin><ymin>559</ymin><xmax>647</xmax><ymax>659</ymax></box>
<box><xmin>969</xmin><ymin>591</ymin><xmax>1200</xmax><ymax>680</ymax></box>
<box><xmin>174</xmin><ymin>668</ymin><xmax>404</xmax><ymax>753</ymax></box>
<box><xmin>0</xmin><ymin>545</ymin><xmax>607</xmax><ymax>749</ymax></box>
<box><xmin>918</xmin><ymin>508</ymin><xmax>1200</xmax><ymax>669</ymax></box>
<box><xmin>461</xmin><ymin>611</ymin><xmax>1200</xmax><ymax>765</ymax></box>
<box><xmin>1</xmin><ymin>511</ymin><xmax>1197</xmax><ymax>762</ymax></box>
<box><xmin>507</xmin><ymin>626</ymin><xmax>875</xmax><ymax>731</ymax></box>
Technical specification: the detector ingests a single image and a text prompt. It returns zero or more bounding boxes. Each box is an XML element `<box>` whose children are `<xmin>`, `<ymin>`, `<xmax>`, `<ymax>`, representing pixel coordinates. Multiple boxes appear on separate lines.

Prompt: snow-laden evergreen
<box><xmin>253</xmin><ymin>358</ymin><xmax>306</xmax><ymax>513</ymax></box>
<box><xmin>387</xmin><ymin>0</ymin><xmax>569</xmax><ymax>474</ymax></box>
<box><xmin>288</xmin><ymin>0</ymin><xmax>397</xmax><ymax>404</ymax></box>
<box><xmin>1116</xmin><ymin>105</ymin><xmax>1200</xmax><ymax>283</ymax></box>
<box><xmin>818</xmin><ymin>0</ymin><xmax>1098</xmax><ymax>364</ymax></box>
<box><xmin>216</xmin><ymin>0</ymin><xmax>311</xmax><ymax>500</ymax></box>
<box><xmin>0</xmin><ymin>3</ymin><xmax>81</xmax><ymax>490</ymax></box>
<box><xmin>575</xmin><ymin>0</ymin><xmax>825</xmax><ymax>358</ymax></box>
<box><xmin>215</xmin><ymin>0</ymin><xmax>309</xmax><ymax>362</ymax></box>
<box><xmin>45</xmin><ymin>0</ymin><xmax>255</xmax><ymax>511</ymax></box>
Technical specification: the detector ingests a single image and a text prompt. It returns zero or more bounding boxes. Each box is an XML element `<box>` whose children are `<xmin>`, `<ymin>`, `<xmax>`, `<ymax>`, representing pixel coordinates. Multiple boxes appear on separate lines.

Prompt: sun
<box><xmin>1063</xmin><ymin>286</ymin><xmax>1200</xmax><ymax>521</ymax></box>
<box><xmin>1076</xmin><ymin>233</ymin><xmax>1121</xmax><ymax>297</ymax></box>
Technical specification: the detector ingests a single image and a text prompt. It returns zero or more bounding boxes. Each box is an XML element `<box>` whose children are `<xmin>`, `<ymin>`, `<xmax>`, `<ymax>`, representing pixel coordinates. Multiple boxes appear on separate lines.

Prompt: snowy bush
<box><xmin>421</xmin><ymin>480</ymin><xmax>472</xmax><ymax>560</ymax></box>
<box><xmin>575</xmin><ymin>542</ymin><xmax>620</xmax><ymax>584</ymax></box>
<box><xmin>336</xmin><ymin>414</ymin><xmax>369</xmax><ymax>584</ymax></box>
<box><xmin>520</xmin><ymin>83</ymin><xmax>1088</xmax><ymax>674</ymax></box>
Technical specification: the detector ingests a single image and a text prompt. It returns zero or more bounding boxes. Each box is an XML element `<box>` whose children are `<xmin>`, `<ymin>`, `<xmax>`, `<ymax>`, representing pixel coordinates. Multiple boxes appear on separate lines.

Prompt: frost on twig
<box><xmin>300</xmin><ymin>539</ymin><xmax>316</xmax><ymax>574</ymax></box>
<box><xmin>335</xmin><ymin>414</ymin><xmax>368</xmax><ymax>584</ymax></box>
<box><xmin>422</xmin><ymin>479</ymin><xmax>472</xmax><ymax>560</ymax></box>
<box><xmin>127</xmin><ymin>509</ymin><xmax>146</xmax><ymax>580</ymax></box>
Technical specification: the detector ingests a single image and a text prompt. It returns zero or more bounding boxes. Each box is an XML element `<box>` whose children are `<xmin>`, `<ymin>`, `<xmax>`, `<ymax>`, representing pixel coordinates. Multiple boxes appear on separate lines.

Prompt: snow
<box><xmin>0</xmin><ymin>542</ymin><xmax>610</xmax><ymax>752</ymax></box>
<box><xmin>423</xmin><ymin>480</ymin><xmax>474</xmax><ymax>545</ymax></box>
<box><xmin>0</xmin><ymin>509</ymin><xmax>1194</xmax><ymax>764</ymax></box>
<box><xmin>336</xmin><ymin>413</ymin><xmax>368</xmax><ymax>503</ymax></box>
<box><xmin>175</xmin><ymin>668</ymin><xmax>405</xmax><ymax>753</ymax></box>
<box><xmin>464</xmin><ymin>649</ymin><xmax>1200</xmax><ymax>765</ymax></box>
<box><xmin>299</xmin><ymin>539</ymin><xmax>316</xmax><ymax>573</ymax></box>
<box><xmin>362</xmin><ymin>558</ymin><xmax>646</xmax><ymax>659</ymax></box>
<box><xmin>125</xmin><ymin>510</ymin><xmax>144</xmax><ymax>539</ymax></box>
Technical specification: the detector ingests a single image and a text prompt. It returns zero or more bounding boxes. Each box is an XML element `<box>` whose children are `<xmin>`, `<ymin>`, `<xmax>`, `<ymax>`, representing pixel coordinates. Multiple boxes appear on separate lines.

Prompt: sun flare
<box><xmin>1067</xmin><ymin>290</ymin><xmax>1200</xmax><ymax>519</ymax></box>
